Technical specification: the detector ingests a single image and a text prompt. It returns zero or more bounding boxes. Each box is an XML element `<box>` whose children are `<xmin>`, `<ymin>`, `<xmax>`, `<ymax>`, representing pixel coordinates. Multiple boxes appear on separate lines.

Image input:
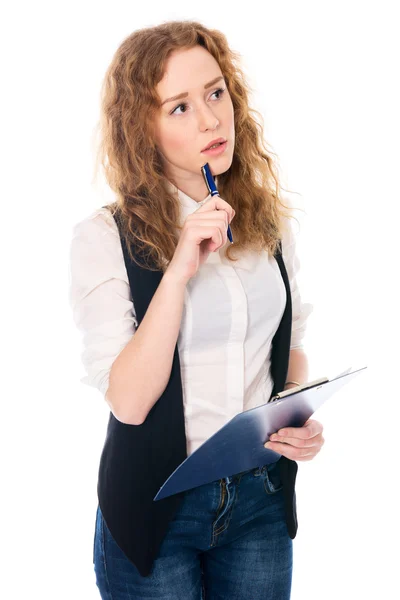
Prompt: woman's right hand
<box><xmin>165</xmin><ymin>196</ymin><xmax>235</xmax><ymax>285</ymax></box>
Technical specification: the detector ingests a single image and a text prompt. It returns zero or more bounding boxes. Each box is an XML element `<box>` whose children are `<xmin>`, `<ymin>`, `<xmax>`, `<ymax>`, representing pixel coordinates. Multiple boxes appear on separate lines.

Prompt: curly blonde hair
<box><xmin>93</xmin><ymin>19</ymin><xmax>302</xmax><ymax>271</ymax></box>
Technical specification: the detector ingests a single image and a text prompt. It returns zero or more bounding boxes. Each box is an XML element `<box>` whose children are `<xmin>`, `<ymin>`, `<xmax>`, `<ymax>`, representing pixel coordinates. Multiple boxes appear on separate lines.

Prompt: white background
<box><xmin>2</xmin><ymin>1</ymin><xmax>398</xmax><ymax>598</ymax></box>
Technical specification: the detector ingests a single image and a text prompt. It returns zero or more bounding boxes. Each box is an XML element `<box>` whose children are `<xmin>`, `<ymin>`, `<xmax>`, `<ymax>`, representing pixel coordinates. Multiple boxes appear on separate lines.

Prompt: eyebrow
<box><xmin>161</xmin><ymin>76</ymin><xmax>225</xmax><ymax>106</ymax></box>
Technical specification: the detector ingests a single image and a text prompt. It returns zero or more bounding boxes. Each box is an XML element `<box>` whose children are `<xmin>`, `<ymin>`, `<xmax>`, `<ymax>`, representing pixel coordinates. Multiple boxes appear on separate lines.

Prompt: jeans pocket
<box><xmin>262</xmin><ymin>461</ymin><xmax>283</xmax><ymax>495</ymax></box>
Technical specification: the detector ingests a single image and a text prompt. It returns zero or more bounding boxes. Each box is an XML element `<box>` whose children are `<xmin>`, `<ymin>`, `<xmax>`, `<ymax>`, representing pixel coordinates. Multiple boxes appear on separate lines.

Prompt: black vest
<box><xmin>96</xmin><ymin>208</ymin><xmax>298</xmax><ymax>577</ymax></box>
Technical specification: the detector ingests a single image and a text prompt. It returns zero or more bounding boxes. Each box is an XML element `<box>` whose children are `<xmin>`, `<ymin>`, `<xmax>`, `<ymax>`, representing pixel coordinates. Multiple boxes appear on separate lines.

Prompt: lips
<box><xmin>201</xmin><ymin>137</ymin><xmax>227</xmax><ymax>152</ymax></box>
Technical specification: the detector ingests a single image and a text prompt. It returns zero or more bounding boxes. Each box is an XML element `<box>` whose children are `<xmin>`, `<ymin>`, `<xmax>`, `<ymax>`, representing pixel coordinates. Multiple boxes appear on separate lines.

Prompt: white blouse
<box><xmin>68</xmin><ymin>180</ymin><xmax>313</xmax><ymax>455</ymax></box>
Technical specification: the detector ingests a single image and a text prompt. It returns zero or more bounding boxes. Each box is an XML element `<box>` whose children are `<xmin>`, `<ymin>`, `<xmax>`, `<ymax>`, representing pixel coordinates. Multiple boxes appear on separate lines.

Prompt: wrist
<box><xmin>163</xmin><ymin>268</ymin><xmax>188</xmax><ymax>288</ymax></box>
<box><xmin>284</xmin><ymin>380</ymin><xmax>301</xmax><ymax>389</ymax></box>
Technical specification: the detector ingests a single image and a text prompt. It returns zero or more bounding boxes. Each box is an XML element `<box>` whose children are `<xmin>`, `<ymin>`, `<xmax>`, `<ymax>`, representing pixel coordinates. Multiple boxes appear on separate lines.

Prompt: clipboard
<box><xmin>154</xmin><ymin>365</ymin><xmax>367</xmax><ymax>501</ymax></box>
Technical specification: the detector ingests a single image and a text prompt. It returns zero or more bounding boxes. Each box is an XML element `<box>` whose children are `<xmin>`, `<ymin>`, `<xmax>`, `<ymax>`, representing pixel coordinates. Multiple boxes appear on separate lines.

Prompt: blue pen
<box><xmin>201</xmin><ymin>162</ymin><xmax>233</xmax><ymax>243</ymax></box>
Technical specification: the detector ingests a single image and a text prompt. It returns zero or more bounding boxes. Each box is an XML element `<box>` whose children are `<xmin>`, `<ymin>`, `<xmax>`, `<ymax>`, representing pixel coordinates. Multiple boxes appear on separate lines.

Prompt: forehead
<box><xmin>157</xmin><ymin>46</ymin><xmax>222</xmax><ymax>94</ymax></box>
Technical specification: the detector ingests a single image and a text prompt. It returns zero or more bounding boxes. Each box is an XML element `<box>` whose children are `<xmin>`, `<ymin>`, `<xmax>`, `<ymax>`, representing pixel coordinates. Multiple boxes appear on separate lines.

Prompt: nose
<box><xmin>197</xmin><ymin>103</ymin><xmax>219</xmax><ymax>131</ymax></box>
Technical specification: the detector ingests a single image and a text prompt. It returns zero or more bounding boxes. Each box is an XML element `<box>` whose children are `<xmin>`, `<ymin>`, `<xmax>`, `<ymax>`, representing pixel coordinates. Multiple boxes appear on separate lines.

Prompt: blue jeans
<box><xmin>93</xmin><ymin>460</ymin><xmax>293</xmax><ymax>599</ymax></box>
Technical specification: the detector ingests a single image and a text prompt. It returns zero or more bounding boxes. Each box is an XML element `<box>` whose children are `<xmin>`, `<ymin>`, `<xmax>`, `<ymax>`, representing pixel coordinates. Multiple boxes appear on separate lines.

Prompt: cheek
<box><xmin>160</xmin><ymin>126</ymin><xmax>194</xmax><ymax>155</ymax></box>
<box><xmin>225</xmin><ymin>100</ymin><xmax>235</xmax><ymax>137</ymax></box>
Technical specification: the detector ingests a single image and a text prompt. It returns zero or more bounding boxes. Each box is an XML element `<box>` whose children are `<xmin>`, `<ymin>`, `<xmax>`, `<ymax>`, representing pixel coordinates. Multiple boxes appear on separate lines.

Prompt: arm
<box><xmin>107</xmin><ymin>271</ymin><xmax>186</xmax><ymax>425</ymax></box>
<box><xmin>280</xmin><ymin>197</ymin><xmax>313</xmax><ymax>390</ymax></box>
<box><xmin>284</xmin><ymin>348</ymin><xmax>309</xmax><ymax>389</ymax></box>
<box><xmin>69</xmin><ymin>210</ymin><xmax>186</xmax><ymax>427</ymax></box>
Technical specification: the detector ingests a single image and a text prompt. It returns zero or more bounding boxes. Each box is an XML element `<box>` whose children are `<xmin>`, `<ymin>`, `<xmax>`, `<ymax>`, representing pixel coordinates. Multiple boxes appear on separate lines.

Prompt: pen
<box><xmin>200</xmin><ymin>162</ymin><xmax>233</xmax><ymax>243</ymax></box>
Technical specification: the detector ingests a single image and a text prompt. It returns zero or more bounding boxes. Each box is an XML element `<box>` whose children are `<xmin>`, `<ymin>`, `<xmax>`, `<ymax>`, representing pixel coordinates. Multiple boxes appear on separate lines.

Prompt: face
<box><xmin>153</xmin><ymin>45</ymin><xmax>235</xmax><ymax>202</ymax></box>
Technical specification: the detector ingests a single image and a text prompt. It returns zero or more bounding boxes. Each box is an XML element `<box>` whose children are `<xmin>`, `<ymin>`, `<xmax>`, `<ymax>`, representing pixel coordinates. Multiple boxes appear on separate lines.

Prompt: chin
<box><xmin>200</xmin><ymin>153</ymin><xmax>233</xmax><ymax>174</ymax></box>
<box><xmin>216</xmin><ymin>155</ymin><xmax>234</xmax><ymax>175</ymax></box>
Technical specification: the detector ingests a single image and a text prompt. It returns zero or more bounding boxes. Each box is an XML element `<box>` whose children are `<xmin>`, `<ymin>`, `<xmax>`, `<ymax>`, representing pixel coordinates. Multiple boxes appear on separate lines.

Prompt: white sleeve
<box><xmin>281</xmin><ymin>209</ymin><xmax>314</xmax><ymax>350</ymax></box>
<box><xmin>68</xmin><ymin>208</ymin><xmax>138</xmax><ymax>397</ymax></box>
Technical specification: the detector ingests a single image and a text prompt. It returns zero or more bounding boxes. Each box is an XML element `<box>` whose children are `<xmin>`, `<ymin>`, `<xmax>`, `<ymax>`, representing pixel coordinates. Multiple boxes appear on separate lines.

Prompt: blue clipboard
<box><xmin>154</xmin><ymin>365</ymin><xmax>367</xmax><ymax>501</ymax></box>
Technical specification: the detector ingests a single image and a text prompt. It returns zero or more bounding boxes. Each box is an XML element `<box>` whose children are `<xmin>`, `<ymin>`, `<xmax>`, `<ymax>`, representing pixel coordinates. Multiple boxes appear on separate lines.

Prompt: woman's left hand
<box><xmin>264</xmin><ymin>419</ymin><xmax>325</xmax><ymax>461</ymax></box>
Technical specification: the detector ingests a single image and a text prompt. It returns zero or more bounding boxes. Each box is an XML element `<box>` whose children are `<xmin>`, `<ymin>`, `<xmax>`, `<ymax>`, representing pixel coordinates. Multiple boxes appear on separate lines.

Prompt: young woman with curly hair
<box><xmin>69</xmin><ymin>19</ymin><xmax>323</xmax><ymax>599</ymax></box>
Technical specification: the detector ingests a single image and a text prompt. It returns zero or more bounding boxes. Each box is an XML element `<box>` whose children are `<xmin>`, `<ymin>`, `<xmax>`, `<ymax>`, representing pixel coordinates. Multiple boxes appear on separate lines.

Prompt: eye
<box><xmin>170</xmin><ymin>87</ymin><xmax>226</xmax><ymax>116</ymax></box>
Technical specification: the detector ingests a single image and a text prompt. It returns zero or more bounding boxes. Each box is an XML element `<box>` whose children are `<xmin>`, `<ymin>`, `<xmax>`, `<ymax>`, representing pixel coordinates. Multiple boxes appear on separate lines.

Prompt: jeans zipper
<box><xmin>216</xmin><ymin>479</ymin><xmax>226</xmax><ymax>516</ymax></box>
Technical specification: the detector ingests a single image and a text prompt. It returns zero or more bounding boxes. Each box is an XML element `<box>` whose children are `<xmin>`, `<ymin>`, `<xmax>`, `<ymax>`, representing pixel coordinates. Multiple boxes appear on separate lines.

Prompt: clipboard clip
<box><xmin>267</xmin><ymin>376</ymin><xmax>329</xmax><ymax>403</ymax></box>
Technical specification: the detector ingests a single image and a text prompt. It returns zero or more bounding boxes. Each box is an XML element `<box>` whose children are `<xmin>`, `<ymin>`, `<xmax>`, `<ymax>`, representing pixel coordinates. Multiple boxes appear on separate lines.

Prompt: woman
<box><xmin>69</xmin><ymin>20</ymin><xmax>324</xmax><ymax>599</ymax></box>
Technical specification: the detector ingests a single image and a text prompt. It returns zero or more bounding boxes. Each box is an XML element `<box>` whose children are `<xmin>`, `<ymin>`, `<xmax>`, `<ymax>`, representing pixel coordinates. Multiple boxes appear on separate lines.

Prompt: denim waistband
<box><xmin>221</xmin><ymin>459</ymin><xmax>280</xmax><ymax>483</ymax></box>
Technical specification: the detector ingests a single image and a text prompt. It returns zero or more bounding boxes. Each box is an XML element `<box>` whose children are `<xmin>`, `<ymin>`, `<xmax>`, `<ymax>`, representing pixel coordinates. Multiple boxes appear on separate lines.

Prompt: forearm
<box><xmin>284</xmin><ymin>348</ymin><xmax>309</xmax><ymax>389</ymax></box>
<box><xmin>106</xmin><ymin>270</ymin><xmax>186</xmax><ymax>425</ymax></box>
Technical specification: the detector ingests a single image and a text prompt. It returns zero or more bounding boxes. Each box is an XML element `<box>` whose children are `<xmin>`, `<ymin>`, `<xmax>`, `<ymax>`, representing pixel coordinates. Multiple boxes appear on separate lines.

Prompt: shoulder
<box><xmin>68</xmin><ymin>207</ymin><xmax>128</xmax><ymax>305</ymax></box>
<box><xmin>71</xmin><ymin>206</ymin><xmax>120</xmax><ymax>242</ymax></box>
<box><xmin>69</xmin><ymin>207</ymin><xmax>125</xmax><ymax>276</ymax></box>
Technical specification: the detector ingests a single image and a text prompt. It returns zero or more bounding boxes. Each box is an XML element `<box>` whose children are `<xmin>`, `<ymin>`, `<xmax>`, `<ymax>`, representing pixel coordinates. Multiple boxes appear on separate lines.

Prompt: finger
<box><xmin>277</xmin><ymin>420</ymin><xmax>322</xmax><ymax>440</ymax></box>
<box><xmin>301</xmin><ymin>453</ymin><xmax>317</xmax><ymax>461</ymax></box>
<box><xmin>213</xmin><ymin>196</ymin><xmax>235</xmax><ymax>221</ymax></box>
<box><xmin>305</xmin><ymin>419</ymin><xmax>324</xmax><ymax>437</ymax></box>
<box><xmin>265</xmin><ymin>441</ymin><xmax>316</xmax><ymax>460</ymax></box>
<box><xmin>269</xmin><ymin>434</ymin><xmax>320</xmax><ymax>448</ymax></box>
